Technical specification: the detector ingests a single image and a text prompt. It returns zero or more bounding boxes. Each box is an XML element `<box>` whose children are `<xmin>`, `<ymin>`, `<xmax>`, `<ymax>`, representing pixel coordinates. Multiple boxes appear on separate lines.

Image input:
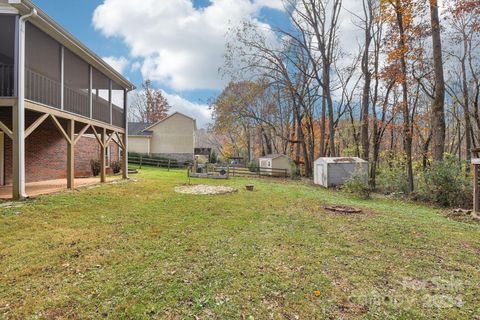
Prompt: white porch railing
<box><xmin>24</xmin><ymin>68</ymin><xmax>124</xmax><ymax>127</ymax></box>
<box><xmin>0</xmin><ymin>63</ymin><xmax>14</xmax><ymax>97</ymax></box>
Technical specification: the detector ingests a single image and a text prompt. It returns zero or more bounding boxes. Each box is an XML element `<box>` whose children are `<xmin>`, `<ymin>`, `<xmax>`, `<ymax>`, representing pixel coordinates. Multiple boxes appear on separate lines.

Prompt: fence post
<box><xmin>139</xmin><ymin>155</ymin><xmax>143</xmax><ymax>169</ymax></box>
<box><xmin>284</xmin><ymin>169</ymin><xmax>287</xmax><ymax>178</ymax></box>
<box><xmin>168</xmin><ymin>159</ymin><xmax>171</xmax><ymax>171</ymax></box>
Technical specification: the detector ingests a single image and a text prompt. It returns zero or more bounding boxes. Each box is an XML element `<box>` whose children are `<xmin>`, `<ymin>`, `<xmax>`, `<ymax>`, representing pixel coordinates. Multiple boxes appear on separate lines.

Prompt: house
<box><xmin>259</xmin><ymin>154</ymin><xmax>292</xmax><ymax>177</ymax></box>
<box><xmin>0</xmin><ymin>0</ymin><xmax>135</xmax><ymax>199</ymax></box>
<box><xmin>128</xmin><ymin>112</ymin><xmax>196</xmax><ymax>163</ymax></box>
<box><xmin>314</xmin><ymin>157</ymin><xmax>368</xmax><ymax>187</ymax></box>
<box><xmin>194</xmin><ymin>128</ymin><xmax>213</xmax><ymax>159</ymax></box>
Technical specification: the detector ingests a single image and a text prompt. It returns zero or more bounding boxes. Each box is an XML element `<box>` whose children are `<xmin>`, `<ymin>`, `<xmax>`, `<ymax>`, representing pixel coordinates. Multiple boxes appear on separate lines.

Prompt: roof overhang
<box><xmin>129</xmin><ymin>135</ymin><xmax>152</xmax><ymax>138</ymax></box>
<box><xmin>143</xmin><ymin>112</ymin><xmax>197</xmax><ymax>131</ymax></box>
<box><xmin>7</xmin><ymin>0</ymin><xmax>135</xmax><ymax>91</ymax></box>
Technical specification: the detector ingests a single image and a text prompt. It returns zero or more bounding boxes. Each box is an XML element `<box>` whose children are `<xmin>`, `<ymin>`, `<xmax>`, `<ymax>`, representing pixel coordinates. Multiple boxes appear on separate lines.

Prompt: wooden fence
<box><xmin>214</xmin><ymin>166</ymin><xmax>288</xmax><ymax>178</ymax></box>
<box><xmin>128</xmin><ymin>156</ymin><xmax>182</xmax><ymax>170</ymax></box>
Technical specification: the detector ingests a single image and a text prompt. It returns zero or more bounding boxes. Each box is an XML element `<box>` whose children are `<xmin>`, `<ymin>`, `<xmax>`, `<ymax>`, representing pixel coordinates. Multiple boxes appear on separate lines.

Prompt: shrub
<box><xmin>209</xmin><ymin>151</ymin><xmax>218</xmax><ymax>164</ymax></box>
<box><xmin>343</xmin><ymin>167</ymin><xmax>371</xmax><ymax>199</ymax></box>
<box><xmin>247</xmin><ymin>160</ymin><xmax>259</xmax><ymax>172</ymax></box>
<box><xmin>415</xmin><ymin>155</ymin><xmax>471</xmax><ymax>208</ymax></box>
<box><xmin>110</xmin><ymin>161</ymin><xmax>121</xmax><ymax>174</ymax></box>
<box><xmin>90</xmin><ymin>159</ymin><xmax>101</xmax><ymax>176</ymax></box>
<box><xmin>376</xmin><ymin>155</ymin><xmax>411</xmax><ymax>195</ymax></box>
<box><xmin>290</xmin><ymin>162</ymin><xmax>300</xmax><ymax>180</ymax></box>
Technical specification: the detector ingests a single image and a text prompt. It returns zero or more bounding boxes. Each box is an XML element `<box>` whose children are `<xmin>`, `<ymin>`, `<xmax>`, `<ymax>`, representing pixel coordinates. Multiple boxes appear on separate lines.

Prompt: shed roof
<box><xmin>314</xmin><ymin>157</ymin><xmax>367</xmax><ymax>164</ymax></box>
<box><xmin>259</xmin><ymin>154</ymin><xmax>289</xmax><ymax>160</ymax></box>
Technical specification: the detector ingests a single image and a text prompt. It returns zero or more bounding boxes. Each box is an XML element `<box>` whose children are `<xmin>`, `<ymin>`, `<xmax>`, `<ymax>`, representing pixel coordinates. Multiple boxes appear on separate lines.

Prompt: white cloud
<box><xmin>162</xmin><ymin>91</ymin><xmax>212</xmax><ymax>128</ymax></box>
<box><xmin>93</xmin><ymin>0</ymin><xmax>283</xmax><ymax>91</ymax></box>
<box><xmin>102</xmin><ymin>56</ymin><xmax>129</xmax><ymax>74</ymax></box>
<box><xmin>131</xmin><ymin>61</ymin><xmax>141</xmax><ymax>72</ymax></box>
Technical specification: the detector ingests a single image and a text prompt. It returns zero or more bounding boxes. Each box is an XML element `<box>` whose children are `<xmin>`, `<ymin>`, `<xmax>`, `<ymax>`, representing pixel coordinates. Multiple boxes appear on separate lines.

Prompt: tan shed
<box><xmin>259</xmin><ymin>154</ymin><xmax>292</xmax><ymax>177</ymax></box>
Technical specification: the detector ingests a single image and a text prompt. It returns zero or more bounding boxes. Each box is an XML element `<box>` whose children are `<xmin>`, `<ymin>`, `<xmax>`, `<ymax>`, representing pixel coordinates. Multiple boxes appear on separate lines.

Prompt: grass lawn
<box><xmin>1</xmin><ymin>167</ymin><xmax>479</xmax><ymax>319</ymax></box>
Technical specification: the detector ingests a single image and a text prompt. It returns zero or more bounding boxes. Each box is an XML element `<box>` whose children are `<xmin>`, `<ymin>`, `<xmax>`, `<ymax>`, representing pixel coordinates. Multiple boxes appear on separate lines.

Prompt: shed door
<box><xmin>316</xmin><ymin>163</ymin><xmax>324</xmax><ymax>186</ymax></box>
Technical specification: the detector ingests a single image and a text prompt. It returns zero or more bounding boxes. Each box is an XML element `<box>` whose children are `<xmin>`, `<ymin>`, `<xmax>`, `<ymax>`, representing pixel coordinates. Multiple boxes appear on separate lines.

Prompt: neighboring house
<box><xmin>0</xmin><ymin>0</ymin><xmax>135</xmax><ymax>199</ymax></box>
<box><xmin>259</xmin><ymin>154</ymin><xmax>292</xmax><ymax>177</ymax></box>
<box><xmin>128</xmin><ymin>112</ymin><xmax>196</xmax><ymax>163</ymax></box>
<box><xmin>194</xmin><ymin>128</ymin><xmax>213</xmax><ymax>158</ymax></box>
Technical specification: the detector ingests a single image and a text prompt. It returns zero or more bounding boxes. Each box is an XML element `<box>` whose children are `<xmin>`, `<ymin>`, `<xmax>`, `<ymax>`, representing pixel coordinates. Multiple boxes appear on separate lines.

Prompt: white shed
<box><xmin>259</xmin><ymin>154</ymin><xmax>292</xmax><ymax>177</ymax></box>
<box><xmin>314</xmin><ymin>157</ymin><xmax>368</xmax><ymax>187</ymax></box>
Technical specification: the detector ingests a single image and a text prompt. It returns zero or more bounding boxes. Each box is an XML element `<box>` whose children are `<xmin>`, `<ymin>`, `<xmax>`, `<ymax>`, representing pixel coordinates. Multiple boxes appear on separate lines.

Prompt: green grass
<box><xmin>0</xmin><ymin>167</ymin><xmax>479</xmax><ymax>319</ymax></box>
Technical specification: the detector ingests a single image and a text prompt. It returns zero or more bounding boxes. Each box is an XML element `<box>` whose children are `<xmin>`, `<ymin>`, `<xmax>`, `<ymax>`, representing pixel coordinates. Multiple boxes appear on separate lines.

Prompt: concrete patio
<box><xmin>0</xmin><ymin>176</ymin><xmax>122</xmax><ymax>199</ymax></box>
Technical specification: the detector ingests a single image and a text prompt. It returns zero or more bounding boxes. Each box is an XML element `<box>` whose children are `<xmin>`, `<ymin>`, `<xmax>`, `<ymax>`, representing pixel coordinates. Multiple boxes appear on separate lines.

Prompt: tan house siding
<box><xmin>129</xmin><ymin>136</ymin><xmax>150</xmax><ymax>154</ymax></box>
<box><xmin>149</xmin><ymin>113</ymin><xmax>194</xmax><ymax>154</ymax></box>
<box><xmin>128</xmin><ymin>113</ymin><xmax>196</xmax><ymax>162</ymax></box>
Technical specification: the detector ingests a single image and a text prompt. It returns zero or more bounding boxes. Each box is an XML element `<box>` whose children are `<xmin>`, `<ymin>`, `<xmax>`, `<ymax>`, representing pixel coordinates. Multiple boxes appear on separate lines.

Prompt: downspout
<box><xmin>13</xmin><ymin>8</ymin><xmax>37</xmax><ymax>199</ymax></box>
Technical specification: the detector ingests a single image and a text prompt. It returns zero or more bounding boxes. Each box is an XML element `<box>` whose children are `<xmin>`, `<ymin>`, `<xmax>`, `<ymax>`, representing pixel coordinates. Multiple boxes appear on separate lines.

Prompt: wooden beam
<box><xmin>50</xmin><ymin>115</ymin><xmax>72</xmax><ymax>144</ymax></box>
<box><xmin>91</xmin><ymin>125</ymin><xmax>104</xmax><ymax>148</ymax></box>
<box><xmin>105</xmin><ymin>131</ymin><xmax>115</xmax><ymax>146</ymax></box>
<box><xmin>122</xmin><ymin>130</ymin><xmax>128</xmax><ymax>180</ymax></box>
<box><xmin>67</xmin><ymin>119</ymin><xmax>75</xmax><ymax>189</ymax></box>
<box><xmin>115</xmin><ymin>131</ymin><xmax>125</xmax><ymax>150</ymax></box>
<box><xmin>73</xmin><ymin>123</ymin><xmax>90</xmax><ymax>145</ymax></box>
<box><xmin>474</xmin><ymin>165</ymin><xmax>479</xmax><ymax>213</ymax></box>
<box><xmin>112</xmin><ymin>137</ymin><xmax>123</xmax><ymax>149</ymax></box>
<box><xmin>0</xmin><ymin>121</ymin><xmax>13</xmax><ymax>139</ymax></box>
<box><xmin>25</xmin><ymin>113</ymin><xmax>49</xmax><ymax>139</ymax></box>
<box><xmin>25</xmin><ymin>100</ymin><xmax>125</xmax><ymax>133</ymax></box>
<box><xmin>100</xmin><ymin>127</ymin><xmax>107</xmax><ymax>183</ymax></box>
<box><xmin>0</xmin><ymin>98</ymin><xmax>16</xmax><ymax>107</ymax></box>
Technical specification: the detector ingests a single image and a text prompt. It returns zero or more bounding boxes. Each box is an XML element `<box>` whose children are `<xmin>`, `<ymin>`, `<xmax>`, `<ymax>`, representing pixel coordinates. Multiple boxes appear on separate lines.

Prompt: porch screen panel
<box><xmin>64</xmin><ymin>48</ymin><xmax>89</xmax><ymax>117</ymax></box>
<box><xmin>25</xmin><ymin>22</ymin><xmax>61</xmax><ymax>107</ymax></box>
<box><xmin>112</xmin><ymin>81</ymin><xmax>125</xmax><ymax>128</ymax></box>
<box><xmin>0</xmin><ymin>15</ymin><xmax>16</xmax><ymax>97</ymax></box>
<box><xmin>92</xmin><ymin>68</ymin><xmax>110</xmax><ymax>123</ymax></box>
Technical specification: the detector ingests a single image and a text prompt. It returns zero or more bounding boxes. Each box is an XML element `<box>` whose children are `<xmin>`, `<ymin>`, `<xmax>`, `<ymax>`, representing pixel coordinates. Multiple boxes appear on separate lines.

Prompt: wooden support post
<box><xmin>118</xmin><ymin>133</ymin><xmax>128</xmax><ymax>180</ymax></box>
<box><xmin>100</xmin><ymin>128</ymin><xmax>107</xmax><ymax>183</ymax></box>
<box><xmin>122</xmin><ymin>89</ymin><xmax>128</xmax><ymax>180</ymax></box>
<box><xmin>12</xmin><ymin>102</ymin><xmax>26</xmax><ymax>200</ymax></box>
<box><xmin>474</xmin><ymin>164</ymin><xmax>478</xmax><ymax>213</ymax></box>
<box><xmin>67</xmin><ymin>119</ymin><xmax>74</xmax><ymax>189</ymax></box>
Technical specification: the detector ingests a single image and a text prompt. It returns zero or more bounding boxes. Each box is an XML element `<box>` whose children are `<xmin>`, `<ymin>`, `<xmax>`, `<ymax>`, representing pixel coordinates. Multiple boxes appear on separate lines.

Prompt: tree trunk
<box><xmin>361</xmin><ymin>5</ymin><xmax>372</xmax><ymax>161</ymax></box>
<box><xmin>461</xmin><ymin>44</ymin><xmax>472</xmax><ymax>171</ymax></box>
<box><xmin>429</xmin><ymin>0</ymin><xmax>446</xmax><ymax>162</ymax></box>
<box><xmin>395</xmin><ymin>1</ymin><xmax>414</xmax><ymax>193</ymax></box>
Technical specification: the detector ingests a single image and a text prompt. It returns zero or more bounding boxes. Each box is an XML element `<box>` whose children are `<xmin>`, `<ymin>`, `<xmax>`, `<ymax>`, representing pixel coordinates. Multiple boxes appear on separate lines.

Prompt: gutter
<box><xmin>12</xmin><ymin>7</ymin><xmax>36</xmax><ymax>199</ymax></box>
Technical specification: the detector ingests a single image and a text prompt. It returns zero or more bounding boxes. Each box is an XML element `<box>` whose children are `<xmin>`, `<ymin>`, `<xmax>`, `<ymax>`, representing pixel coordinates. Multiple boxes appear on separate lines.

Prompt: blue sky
<box><xmin>32</xmin><ymin>0</ymin><xmax>288</xmax><ymax>127</ymax></box>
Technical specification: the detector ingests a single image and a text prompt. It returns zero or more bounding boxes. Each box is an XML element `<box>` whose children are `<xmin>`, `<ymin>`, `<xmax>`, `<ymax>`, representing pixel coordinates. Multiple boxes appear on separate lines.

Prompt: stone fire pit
<box><xmin>174</xmin><ymin>184</ymin><xmax>238</xmax><ymax>195</ymax></box>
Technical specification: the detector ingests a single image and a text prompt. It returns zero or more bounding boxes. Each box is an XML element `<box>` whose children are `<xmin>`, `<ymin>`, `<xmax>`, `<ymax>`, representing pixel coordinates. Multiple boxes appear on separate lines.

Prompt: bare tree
<box><xmin>129</xmin><ymin>80</ymin><xmax>171</xmax><ymax>123</ymax></box>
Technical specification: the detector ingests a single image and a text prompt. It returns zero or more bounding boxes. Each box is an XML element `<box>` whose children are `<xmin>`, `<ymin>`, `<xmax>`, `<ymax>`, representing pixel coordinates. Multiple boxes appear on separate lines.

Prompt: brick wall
<box><xmin>0</xmin><ymin>108</ymin><xmax>120</xmax><ymax>185</ymax></box>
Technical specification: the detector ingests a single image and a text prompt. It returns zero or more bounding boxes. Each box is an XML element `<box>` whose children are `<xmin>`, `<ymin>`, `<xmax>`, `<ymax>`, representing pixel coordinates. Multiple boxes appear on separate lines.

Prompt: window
<box><xmin>25</xmin><ymin>22</ymin><xmax>61</xmax><ymax>107</ymax></box>
<box><xmin>111</xmin><ymin>81</ymin><xmax>125</xmax><ymax>128</ymax></box>
<box><xmin>64</xmin><ymin>48</ymin><xmax>89</xmax><ymax>116</ymax></box>
<box><xmin>0</xmin><ymin>15</ymin><xmax>16</xmax><ymax>97</ymax></box>
<box><xmin>92</xmin><ymin>68</ymin><xmax>110</xmax><ymax>123</ymax></box>
<box><xmin>105</xmin><ymin>146</ymin><xmax>111</xmax><ymax>168</ymax></box>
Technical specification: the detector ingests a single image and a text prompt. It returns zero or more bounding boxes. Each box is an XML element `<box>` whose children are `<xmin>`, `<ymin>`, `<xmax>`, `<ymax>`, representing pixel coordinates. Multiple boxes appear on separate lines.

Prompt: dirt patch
<box><xmin>323</xmin><ymin>205</ymin><xmax>362</xmax><ymax>215</ymax></box>
<box><xmin>174</xmin><ymin>184</ymin><xmax>238</xmax><ymax>195</ymax></box>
